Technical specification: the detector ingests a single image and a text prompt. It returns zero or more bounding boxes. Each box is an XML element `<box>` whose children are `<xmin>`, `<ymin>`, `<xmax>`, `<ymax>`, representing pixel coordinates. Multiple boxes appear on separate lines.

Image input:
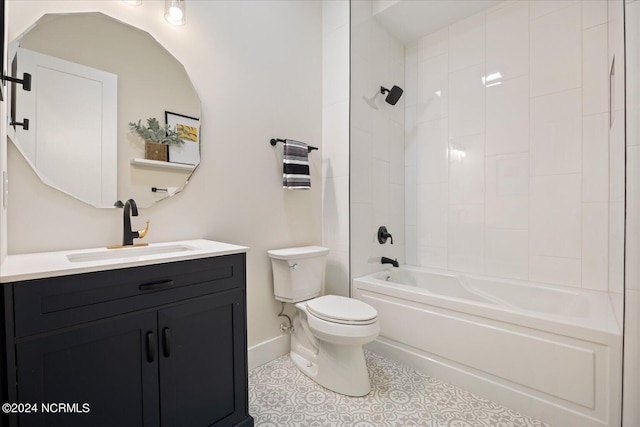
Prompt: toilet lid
<box><xmin>306</xmin><ymin>295</ymin><xmax>377</xmax><ymax>325</ymax></box>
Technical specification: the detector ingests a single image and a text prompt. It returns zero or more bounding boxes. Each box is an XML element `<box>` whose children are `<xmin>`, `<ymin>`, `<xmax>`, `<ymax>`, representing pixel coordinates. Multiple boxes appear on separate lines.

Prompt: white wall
<box><xmin>0</xmin><ymin>0</ymin><xmax>7</xmax><ymax>265</ymax></box>
<box><xmin>623</xmin><ymin>0</ymin><xmax>640</xmax><ymax>423</ymax></box>
<box><xmin>607</xmin><ymin>0</ymin><xmax>626</xmax><ymax>326</ymax></box>
<box><xmin>404</xmin><ymin>1</ymin><xmax>619</xmax><ymax>292</ymax></box>
<box><xmin>322</xmin><ymin>0</ymin><xmax>350</xmax><ymax>297</ymax></box>
<box><xmin>350</xmin><ymin>0</ymin><xmax>405</xmax><ymax>279</ymax></box>
<box><xmin>4</xmin><ymin>0</ymin><xmax>323</xmax><ymax>350</ymax></box>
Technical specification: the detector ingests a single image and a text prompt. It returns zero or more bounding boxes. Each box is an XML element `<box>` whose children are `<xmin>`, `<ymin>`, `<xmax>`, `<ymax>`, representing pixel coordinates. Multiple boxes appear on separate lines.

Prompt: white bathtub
<box><xmin>353</xmin><ymin>266</ymin><xmax>622</xmax><ymax>427</ymax></box>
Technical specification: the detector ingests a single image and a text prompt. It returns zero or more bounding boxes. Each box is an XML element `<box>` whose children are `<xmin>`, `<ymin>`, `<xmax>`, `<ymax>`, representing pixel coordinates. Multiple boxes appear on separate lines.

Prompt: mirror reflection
<box><xmin>8</xmin><ymin>12</ymin><xmax>201</xmax><ymax>208</ymax></box>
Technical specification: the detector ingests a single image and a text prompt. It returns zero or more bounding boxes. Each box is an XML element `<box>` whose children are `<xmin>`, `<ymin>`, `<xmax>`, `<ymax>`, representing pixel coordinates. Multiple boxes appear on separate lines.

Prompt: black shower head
<box><xmin>380</xmin><ymin>85</ymin><xmax>404</xmax><ymax>105</ymax></box>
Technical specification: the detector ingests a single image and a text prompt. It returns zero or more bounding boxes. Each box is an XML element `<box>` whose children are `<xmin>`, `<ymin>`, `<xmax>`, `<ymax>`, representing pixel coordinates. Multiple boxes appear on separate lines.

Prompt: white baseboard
<box><xmin>248</xmin><ymin>334</ymin><xmax>290</xmax><ymax>370</ymax></box>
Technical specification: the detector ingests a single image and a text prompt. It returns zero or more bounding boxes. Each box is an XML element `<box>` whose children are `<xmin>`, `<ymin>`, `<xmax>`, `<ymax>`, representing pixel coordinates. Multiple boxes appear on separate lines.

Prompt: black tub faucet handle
<box><xmin>378</xmin><ymin>226</ymin><xmax>393</xmax><ymax>244</ymax></box>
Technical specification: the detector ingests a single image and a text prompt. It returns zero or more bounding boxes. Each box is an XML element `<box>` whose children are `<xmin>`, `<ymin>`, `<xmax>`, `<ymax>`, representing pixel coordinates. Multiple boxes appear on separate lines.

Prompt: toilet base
<box><xmin>290</xmin><ymin>339</ymin><xmax>371</xmax><ymax>397</ymax></box>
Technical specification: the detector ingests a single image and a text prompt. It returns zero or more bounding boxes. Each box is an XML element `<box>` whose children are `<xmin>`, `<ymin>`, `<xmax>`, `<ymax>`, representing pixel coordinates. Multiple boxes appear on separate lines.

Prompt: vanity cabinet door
<box><xmin>158</xmin><ymin>289</ymin><xmax>248</xmax><ymax>427</ymax></box>
<box><xmin>15</xmin><ymin>311</ymin><xmax>160</xmax><ymax>427</ymax></box>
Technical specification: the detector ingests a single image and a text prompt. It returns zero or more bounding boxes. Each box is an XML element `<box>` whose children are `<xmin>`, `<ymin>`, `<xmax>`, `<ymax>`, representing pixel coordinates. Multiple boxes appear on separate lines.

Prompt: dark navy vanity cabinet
<box><xmin>1</xmin><ymin>253</ymin><xmax>254</xmax><ymax>427</ymax></box>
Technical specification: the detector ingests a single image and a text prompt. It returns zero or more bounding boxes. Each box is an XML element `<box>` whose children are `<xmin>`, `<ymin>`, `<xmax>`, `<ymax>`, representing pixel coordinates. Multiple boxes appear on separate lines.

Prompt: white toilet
<box><xmin>267</xmin><ymin>246</ymin><xmax>380</xmax><ymax>396</ymax></box>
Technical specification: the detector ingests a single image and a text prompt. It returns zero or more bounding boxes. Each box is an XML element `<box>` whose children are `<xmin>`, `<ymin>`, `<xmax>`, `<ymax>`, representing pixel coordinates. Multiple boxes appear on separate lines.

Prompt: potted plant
<box><xmin>128</xmin><ymin>118</ymin><xmax>184</xmax><ymax>162</ymax></box>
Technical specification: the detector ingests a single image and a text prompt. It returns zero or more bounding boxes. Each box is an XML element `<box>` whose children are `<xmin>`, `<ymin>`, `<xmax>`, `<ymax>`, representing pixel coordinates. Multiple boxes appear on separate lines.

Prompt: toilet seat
<box><xmin>306</xmin><ymin>295</ymin><xmax>377</xmax><ymax>325</ymax></box>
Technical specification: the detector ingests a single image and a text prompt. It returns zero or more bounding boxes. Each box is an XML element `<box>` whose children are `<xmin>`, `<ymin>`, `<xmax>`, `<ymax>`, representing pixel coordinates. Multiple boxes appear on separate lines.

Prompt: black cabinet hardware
<box><xmin>147</xmin><ymin>331</ymin><xmax>155</xmax><ymax>362</ymax></box>
<box><xmin>163</xmin><ymin>327</ymin><xmax>171</xmax><ymax>357</ymax></box>
<box><xmin>139</xmin><ymin>279</ymin><xmax>174</xmax><ymax>291</ymax></box>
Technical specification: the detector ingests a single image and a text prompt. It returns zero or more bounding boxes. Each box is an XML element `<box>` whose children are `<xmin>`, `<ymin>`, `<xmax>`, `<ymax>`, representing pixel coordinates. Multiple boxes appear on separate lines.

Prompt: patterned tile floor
<box><xmin>249</xmin><ymin>351</ymin><xmax>552</xmax><ymax>427</ymax></box>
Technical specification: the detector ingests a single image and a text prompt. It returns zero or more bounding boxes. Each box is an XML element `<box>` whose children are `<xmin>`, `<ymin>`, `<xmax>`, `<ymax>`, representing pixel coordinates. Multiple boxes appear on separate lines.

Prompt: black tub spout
<box><xmin>381</xmin><ymin>257</ymin><xmax>399</xmax><ymax>268</ymax></box>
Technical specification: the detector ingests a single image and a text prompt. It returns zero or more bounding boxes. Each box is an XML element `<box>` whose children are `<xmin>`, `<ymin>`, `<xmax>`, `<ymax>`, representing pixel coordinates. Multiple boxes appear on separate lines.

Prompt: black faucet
<box><xmin>378</xmin><ymin>226</ymin><xmax>393</xmax><ymax>244</ymax></box>
<box><xmin>381</xmin><ymin>257</ymin><xmax>399</xmax><ymax>268</ymax></box>
<box><xmin>122</xmin><ymin>199</ymin><xmax>149</xmax><ymax>246</ymax></box>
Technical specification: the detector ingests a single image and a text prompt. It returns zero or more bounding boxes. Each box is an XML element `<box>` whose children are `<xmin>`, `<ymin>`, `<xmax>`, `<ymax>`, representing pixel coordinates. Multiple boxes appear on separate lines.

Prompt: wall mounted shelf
<box><xmin>130</xmin><ymin>158</ymin><xmax>195</xmax><ymax>172</ymax></box>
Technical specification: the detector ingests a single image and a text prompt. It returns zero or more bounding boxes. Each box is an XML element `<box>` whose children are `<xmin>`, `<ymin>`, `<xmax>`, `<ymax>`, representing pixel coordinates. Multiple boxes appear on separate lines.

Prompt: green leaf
<box><xmin>128</xmin><ymin>117</ymin><xmax>186</xmax><ymax>145</ymax></box>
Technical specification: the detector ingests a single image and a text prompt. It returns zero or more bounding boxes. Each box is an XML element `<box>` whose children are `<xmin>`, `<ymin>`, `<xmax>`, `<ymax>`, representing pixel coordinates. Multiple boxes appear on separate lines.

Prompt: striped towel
<box><xmin>283</xmin><ymin>139</ymin><xmax>311</xmax><ymax>189</ymax></box>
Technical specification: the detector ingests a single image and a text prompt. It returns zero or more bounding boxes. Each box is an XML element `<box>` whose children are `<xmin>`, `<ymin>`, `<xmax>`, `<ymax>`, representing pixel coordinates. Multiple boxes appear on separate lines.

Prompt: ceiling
<box><xmin>372</xmin><ymin>0</ymin><xmax>503</xmax><ymax>43</ymax></box>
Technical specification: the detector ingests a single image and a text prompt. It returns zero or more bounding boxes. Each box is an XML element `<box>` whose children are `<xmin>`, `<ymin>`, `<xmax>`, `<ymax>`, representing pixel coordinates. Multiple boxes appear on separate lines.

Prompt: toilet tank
<box><xmin>267</xmin><ymin>246</ymin><xmax>330</xmax><ymax>303</ymax></box>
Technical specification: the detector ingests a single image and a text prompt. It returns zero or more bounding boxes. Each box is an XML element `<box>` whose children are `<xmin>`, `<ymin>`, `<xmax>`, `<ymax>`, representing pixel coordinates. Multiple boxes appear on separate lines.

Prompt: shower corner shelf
<box><xmin>130</xmin><ymin>158</ymin><xmax>195</xmax><ymax>171</ymax></box>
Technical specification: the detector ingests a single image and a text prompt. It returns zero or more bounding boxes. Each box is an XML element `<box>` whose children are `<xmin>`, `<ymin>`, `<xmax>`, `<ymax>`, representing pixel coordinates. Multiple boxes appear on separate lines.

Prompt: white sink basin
<box><xmin>67</xmin><ymin>244</ymin><xmax>196</xmax><ymax>263</ymax></box>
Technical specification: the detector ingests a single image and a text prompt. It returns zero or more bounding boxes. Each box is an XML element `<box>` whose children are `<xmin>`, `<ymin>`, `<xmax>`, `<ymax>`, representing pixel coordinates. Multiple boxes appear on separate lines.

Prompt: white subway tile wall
<box><xmin>404</xmin><ymin>0</ymin><xmax>614</xmax><ymax>289</ymax></box>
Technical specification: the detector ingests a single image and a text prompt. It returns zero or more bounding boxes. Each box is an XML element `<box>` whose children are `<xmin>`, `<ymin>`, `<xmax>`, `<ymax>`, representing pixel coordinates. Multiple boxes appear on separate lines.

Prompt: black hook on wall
<box><xmin>11</xmin><ymin>118</ymin><xmax>28</xmax><ymax>130</ymax></box>
<box><xmin>2</xmin><ymin>72</ymin><xmax>32</xmax><ymax>91</ymax></box>
<box><xmin>4</xmin><ymin>72</ymin><xmax>32</xmax><ymax>131</ymax></box>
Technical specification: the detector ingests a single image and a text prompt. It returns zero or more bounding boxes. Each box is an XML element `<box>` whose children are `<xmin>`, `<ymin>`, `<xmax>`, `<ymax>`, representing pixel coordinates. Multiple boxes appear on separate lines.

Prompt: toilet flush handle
<box><xmin>290</xmin><ymin>263</ymin><xmax>299</xmax><ymax>270</ymax></box>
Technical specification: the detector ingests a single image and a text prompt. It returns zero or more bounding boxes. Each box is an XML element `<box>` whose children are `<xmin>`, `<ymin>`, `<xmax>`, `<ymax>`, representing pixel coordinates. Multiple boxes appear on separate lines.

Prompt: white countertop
<box><xmin>0</xmin><ymin>239</ymin><xmax>249</xmax><ymax>283</ymax></box>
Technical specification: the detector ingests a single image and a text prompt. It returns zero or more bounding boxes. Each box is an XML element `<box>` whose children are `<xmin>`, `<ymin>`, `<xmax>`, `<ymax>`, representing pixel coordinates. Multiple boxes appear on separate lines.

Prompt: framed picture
<box><xmin>165</xmin><ymin>111</ymin><xmax>200</xmax><ymax>166</ymax></box>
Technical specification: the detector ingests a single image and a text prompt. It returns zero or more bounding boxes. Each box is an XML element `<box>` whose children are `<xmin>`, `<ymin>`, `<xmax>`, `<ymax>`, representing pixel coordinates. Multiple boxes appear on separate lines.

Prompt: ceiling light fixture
<box><xmin>165</xmin><ymin>0</ymin><xmax>186</xmax><ymax>26</ymax></box>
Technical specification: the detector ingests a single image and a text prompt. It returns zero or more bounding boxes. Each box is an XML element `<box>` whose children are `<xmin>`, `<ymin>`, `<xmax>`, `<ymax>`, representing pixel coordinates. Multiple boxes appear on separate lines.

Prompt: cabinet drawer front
<box><xmin>13</xmin><ymin>254</ymin><xmax>245</xmax><ymax>338</ymax></box>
